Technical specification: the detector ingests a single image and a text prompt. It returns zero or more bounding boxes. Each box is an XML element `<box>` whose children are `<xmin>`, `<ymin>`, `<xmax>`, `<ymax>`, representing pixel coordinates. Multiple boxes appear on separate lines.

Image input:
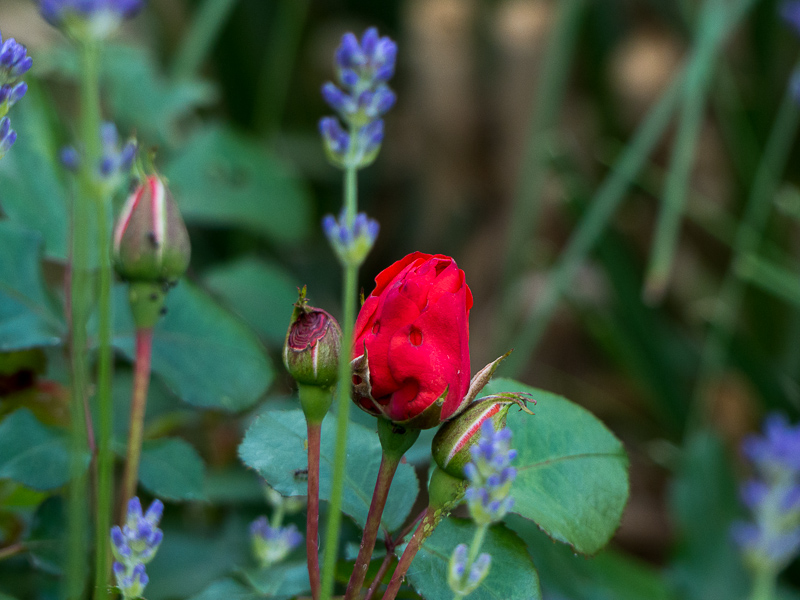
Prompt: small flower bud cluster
<box><xmin>732</xmin><ymin>414</ymin><xmax>800</xmax><ymax>573</ymax></box>
<box><xmin>40</xmin><ymin>0</ymin><xmax>143</xmax><ymax>40</ymax></box>
<box><xmin>0</xmin><ymin>32</ymin><xmax>31</xmax><ymax>160</ymax></box>
<box><xmin>448</xmin><ymin>544</ymin><xmax>491</xmax><ymax>597</ymax></box>
<box><xmin>322</xmin><ymin>210</ymin><xmax>379</xmax><ymax>267</ymax></box>
<box><xmin>110</xmin><ymin>497</ymin><xmax>164</xmax><ymax>600</ymax></box>
<box><xmin>249</xmin><ymin>516</ymin><xmax>303</xmax><ymax>568</ymax></box>
<box><xmin>464</xmin><ymin>420</ymin><xmax>517</xmax><ymax>526</ymax></box>
<box><xmin>319</xmin><ymin>28</ymin><xmax>396</xmax><ymax>170</ymax></box>
<box><xmin>61</xmin><ymin>122</ymin><xmax>136</xmax><ymax>191</ymax></box>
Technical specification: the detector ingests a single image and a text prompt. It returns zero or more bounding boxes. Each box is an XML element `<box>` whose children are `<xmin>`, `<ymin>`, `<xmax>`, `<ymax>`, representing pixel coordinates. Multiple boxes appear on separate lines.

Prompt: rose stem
<box><xmin>306</xmin><ymin>421</ymin><xmax>322</xmax><ymax>600</ymax></box>
<box><xmin>320</xmin><ymin>164</ymin><xmax>359</xmax><ymax>600</ymax></box>
<box><xmin>344</xmin><ymin>453</ymin><xmax>401</xmax><ymax>599</ymax></box>
<box><xmin>364</xmin><ymin>548</ymin><xmax>394</xmax><ymax>600</ymax></box>
<box><xmin>380</xmin><ymin>507</ymin><xmax>437</xmax><ymax>600</ymax></box>
<box><xmin>120</xmin><ymin>328</ymin><xmax>154</xmax><ymax>520</ymax></box>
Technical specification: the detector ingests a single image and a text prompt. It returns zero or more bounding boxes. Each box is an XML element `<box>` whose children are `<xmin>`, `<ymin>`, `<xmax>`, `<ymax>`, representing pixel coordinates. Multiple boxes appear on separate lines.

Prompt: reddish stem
<box><xmin>364</xmin><ymin>546</ymin><xmax>394</xmax><ymax>600</ymax></box>
<box><xmin>307</xmin><ymin>421</ymin><xmax>322</xmax><ymax>600</ymax></box>
<box><xmin>380</xmin><ymin>507</ymin><xmax>435</xmax><ymax>600</ymax></box>
<box><xmin>345</xmin><ymin>453</ymin><xmax>400</xmax><ymax>600</ymax></box>
<box><xmin>119</xmin><ymin>328</ymin><xmax>153</xmax><ymax>521</ymax></box>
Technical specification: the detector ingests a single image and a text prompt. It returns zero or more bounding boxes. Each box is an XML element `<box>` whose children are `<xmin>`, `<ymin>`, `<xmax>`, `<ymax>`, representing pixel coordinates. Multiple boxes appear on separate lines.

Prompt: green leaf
<box><xmin>483</xmin><ymin>378</ymin><xmax>629</xmax><ymax>555</ymax></box>
<box><xmin>669</xmin><ymin>432</ymin><xmax>747</xmax><ymax>600</ymax></box>
<box><xmin>507</xmin><ymin>514</ymin><xmax>674</xmax><ymax>600</ymax></box>
<box><xmin>139</xmin><ymin>438</ymin><xmax>206</xmax><ymax>501</ymax></box>
<box><xmin>0</xmin><ymin>223</ymin><xmax>64</xmax><ymax>351</ymax></box>
<box><xmin>187</xmin><ymin>579</ymin><xmax>260</xmax><ymax>600</ymax></box>
<box><xmin>145</xmin><ymin>518</ymin><xmax>249</xmax><ymax>600</ymax></box>
<box><xmin>26</xmin><ymin>496</ymin><xmax>65</xmax><ymax>575</ymax></box>
<box><xmin>113</xmin><ymin>281</ymin><xmax>273</xmax><ymax>412</ymax></box>
<box><xmin>407</xmin><ymin>517</ymin><xmax>541</xmax><ymax>600</ymax></box>
<box><xmin>0</xmin><ymin>409</ymin><xmax>89</xmax><ymax>491</ymax></box>
<box><xmin>164</xmin><ymin>126</ymin><xmax>312</xmax><ymax>243</ymax></box>
<box><xmin>203</xmin><ymin>257</ymin><xmax>300</xmax><ymax>346</ymax></box>
<box><xmin>239</xmin><ymin>408</ymin><xmax>419</xmax><ymax>532</ymax></box>
<box><xmin>0</xmin><ymin>86</ymin><xmax>70</xmax><ymax>261</ymax></box>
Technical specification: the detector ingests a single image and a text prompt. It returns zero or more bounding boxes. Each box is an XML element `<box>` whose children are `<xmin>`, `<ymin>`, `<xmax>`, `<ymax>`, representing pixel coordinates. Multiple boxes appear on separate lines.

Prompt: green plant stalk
<box><xmin>120</xmin><ymin>328</ymin><xmax>153</xmax><ymax>519</ymax></box>
<box><xmin>692</xmin><ymin>57</ymin><xmax>800</xmax><ymax>424</ymax></box>
<box><xmin>306</xmin><ymin>420</ymin><xmax>322</xmax><ymax>600</ymax></box>
<box><xmin>750</xmin><ymin>568</ymin><xmax>776</xmax><ymax>600</ymax></box>
<box><xmin>345</xmin><ymin>453</ymin><xmax>402</xmax><ymax>600</ymax></box>
<box><xmin>320</xmin><ymin>165</ymin><xmax>359</xmax><ymax>600</ymax></box>
<box><xmin>171</xmin><ymin>0</ymin><xmax>240</xmax><ymax>79</ymax></box>
<box><xmin>494</xmin><ymin>0</ymin><xmax>585</xmax><ymax>355</ymax></box>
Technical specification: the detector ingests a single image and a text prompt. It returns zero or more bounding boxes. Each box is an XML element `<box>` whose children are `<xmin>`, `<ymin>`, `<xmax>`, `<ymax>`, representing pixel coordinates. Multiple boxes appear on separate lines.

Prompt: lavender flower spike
<box><xmin>0</xmin><ymin>35</ymin><xmax>33</xmax><ymax>84</ymax></box>
<box><xmin>464</xmin><ymin>420</ymin><xmax>517</xmax><ymax>526</ymax></box>
<box><xmin>0</xmin><ymin>117</ymin><xmax>17</xmax><ymax>160</ymax></box>
<box><xmin>111</xmin><ymin>497</ymin><xmax>163</xmax><ymax>600</ymax></box>
<box><xmin>448</xmin><ymin>543</ymin><xmax>491</xmax><ymax>596</ymax></box>
<box><xmin>733</xmin><ymin>413</ymin><xmax>800</xmax><ymax>574</ymax></box>
<box><xmin>250</xmin><ymin>516</ymin><xmax>303</xmax><ymax>567</ymax></box>
<box><xmin>39</xmin><ymin>0</ymin><xmax>143</xmax><ymax>40</ymax></box>
<box><xmin>322</xmin><ymin>209</ymin><xmax>379</xmax><ymax>267</ymax></box>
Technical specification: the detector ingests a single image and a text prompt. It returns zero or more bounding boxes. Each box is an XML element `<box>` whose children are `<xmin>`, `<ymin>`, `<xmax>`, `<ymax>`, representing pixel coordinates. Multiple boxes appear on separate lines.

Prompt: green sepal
<box><xmin>377</xmin><ymin>419</ymin><xmax>421</xmax><ymax>463</ymax></box>
<box><xmin>128</xmin><ymin>280</ymin><xmax>167</xmax><ymax>330</ymax></box>
<box><xmin>298</xmin><ymin>383</ymin><xmax>334</xmax><ymax>425</ymax></box>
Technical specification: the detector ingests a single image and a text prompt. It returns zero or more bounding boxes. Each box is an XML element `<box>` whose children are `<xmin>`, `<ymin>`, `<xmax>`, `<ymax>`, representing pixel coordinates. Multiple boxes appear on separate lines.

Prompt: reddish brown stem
<box><xmin>345</xmin><ymin>453</ymin><xmax>400</xmax><ymax>600</ymax></box>
<box><xmin>119</xmin><ymin>328</ymin><xmax>153</xmax><ymax>521</ymax></box>
<box><xmin>307</xmin><ymin>421</ymin><xmax>322</xmax><ymax>600</ymax></box>
<box><xmin>380</xmin><ymin>507</ymin><xmax>435</xmax><ymax>600</ymax></box>
<box><xmin>364</xmin><ymin>547</ymin><xmax>394</xmax><ymax>600</ymax></box>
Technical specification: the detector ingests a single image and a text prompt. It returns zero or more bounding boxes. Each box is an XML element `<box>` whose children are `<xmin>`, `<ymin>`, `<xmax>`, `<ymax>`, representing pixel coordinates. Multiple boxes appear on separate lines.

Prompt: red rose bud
<box><xmin>351</xmin><ymin>252</ymin><xmax>472</xmax><ymax>429</ymax></box>
<box><xmin>113</xmin><ymin>175</ymin><xmax>190</xmax><ymax>284</ymax></box>
<box><xmin>284</xmin><ymin>292</ymin><xmax>342</xmax><ymax>388</ymax></box>
<box><xmin>432</xmin><ymin>393</ymin><xmax>533</xmax><ymax>480</ymax></box>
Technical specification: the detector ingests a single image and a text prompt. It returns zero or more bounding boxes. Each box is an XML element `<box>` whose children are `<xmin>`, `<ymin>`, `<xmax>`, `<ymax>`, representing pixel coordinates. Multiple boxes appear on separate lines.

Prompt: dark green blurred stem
<box><xmin>320</xmin><ymin>166</ymin><xmax>359</xmax><ymax>600</ymax></box>
<box><xmin>120</xmin><ymin>327</ymin><xmax>153</xmax><ymax>521</ymax></box>
<box><xmin>692</xmin><ymin>57</ymin><xmax>800</xmax><ymax>427</ymax></box>
<box><xmin>66</xmin><ymin>38</ymin><xmax>100</xmax><ymax>600</ymax></box>
<box><xmin>255</xmin><ymin>0</ymin><xmax>310</xmax><ymax>136</ymax></box>
<box><xmin>750</xmin><ymin>569</ymin><xmax>776</xmax><ymax>600</ymax></box>
<box><xmin>644</xmin><ymin>0</ymin><xmax>726</xmax><ymax>302</ymax></box>
<box><xmin>494</xmin><ymin>0</ymin><xmax>585</xmax><ymax>356</ymax></box>
<box><xmin>94</xmin><ymin>189</ymin><xmax>115</xmax><ymax>599</ymax></box>
<box><xmin>171</xmin><ymin>0</ymin><xmax>240</xmax><ymax>79</ymax></box>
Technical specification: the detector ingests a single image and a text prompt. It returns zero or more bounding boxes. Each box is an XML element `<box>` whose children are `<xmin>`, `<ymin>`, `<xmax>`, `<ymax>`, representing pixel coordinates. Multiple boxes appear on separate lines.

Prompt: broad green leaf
<box><xmin>669</xmin><ymin>432</ymin><xmax>747</xmax><ymax>600</ymax></box>
<box><xmin>203</xmin><ymin>468</ymin><xmax>265</xmax><ymax>504</ymax></box>
<box><xmin>0</xmin><ymin>409</ymin><xmax>88</xmax><ymax>490</ymax></box>
<box><xmin>483</xmin><ymin>378</ymin><xmax>629</xmax><ymax>555</ymax></box>
<box><xmin>164</xmin><ymin>127</ymin><xmax>312</xmax><ymax>243</ymax></box>
<box><xmin>139</xmin><ymin>438</ymin><xmax>206</xmax><ymax>501</ymax></box>
<box><xmin>203</xmin><ymin>257</ymin><xmax>300</xmax><ymax>346</ymax></box>
<box><xmin>239</xmin><ymin>408</ymin><xmax>419</xmax><ymax>532</ymax></box>
<box><xmin>407</xmin><ymin>517</ymin><xmax>541</xmax><ymax>600</ymax></box>
<box><xmin>187</xmin><ymin>579</ymin><xmax>260</xmax><ymax>600</ymax></box>
<box><xmin>145</xmin><ymin>518</ymin><xmax>249</xmax><ymax>600</ymax></box>
<box><xmin>507</xmin><ymin>514</ymin><xmax>674</xmax><ymax>600</ymax></box>
<box><xmin>113</xmin><ymin>282</ymin><xmax>272</xmax><ymax>412</ymax></box>
<box><xmin>0</xmin><ymin>87</ymin><xmax>70</xmax><ymax>261</ymax></box>
<box><xmin>0</xmin><ymin>223</ymin><xmax>64</xmax><ymax>351</ymax></box>
<box><xmin>243</xmin><ymin>561</ymin><xmax>311</xmax><ymax>598</ymax></box>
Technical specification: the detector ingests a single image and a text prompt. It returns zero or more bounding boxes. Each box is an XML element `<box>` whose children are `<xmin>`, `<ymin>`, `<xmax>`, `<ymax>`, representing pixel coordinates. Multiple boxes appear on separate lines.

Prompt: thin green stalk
<box><xmin>750</xmin><ymin>569</ymin><xmax>776</xmax><ymax>600</ymax></box>
<box><xmin>171</xmin><ymin>0</ymin><xmax>240</xmax><ymax>79</ymax></box>
<box><xmin>692</xmin><ymin>57</ymin><xmax>800</xmax><ymax>425</ymax></box>
<box><xmin>255</xmin><ymin>0</ymin><xmax>310</xmax><ymax>136</ymax></box>
<box><xmin>644</xmin><ymin>0</ymin><xmax>727</xmax><ymax>302</ymax></box>
<box><xmin>94</xmin><ymin>190</ymin><xmax>114</xmax><ymax>599</ymax></box>
<box><xmin>320</xmin><ymin>165</ymin><xmax>359</xmax><ymax>600</ymax></box>
<box><xmin>494</xmin><ymin>0</ymin><xmax>585</xmax><ymax>355</ymax></box>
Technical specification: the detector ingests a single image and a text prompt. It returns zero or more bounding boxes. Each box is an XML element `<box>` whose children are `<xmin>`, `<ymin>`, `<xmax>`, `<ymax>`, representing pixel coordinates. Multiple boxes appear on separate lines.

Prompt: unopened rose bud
<box><xmin>113</xmin><ymin>175</ymin><xmax>190</xmax><ymax>285</ymax></box>
<box><xmin>283</xmin><ymin>288</ymin><xmax>342</xmax><ymax>423</ymax></box>
<box><xmin>432</xmin><ymin>393</ymin><xmax>532</xmax><ymax>480</ymax></box>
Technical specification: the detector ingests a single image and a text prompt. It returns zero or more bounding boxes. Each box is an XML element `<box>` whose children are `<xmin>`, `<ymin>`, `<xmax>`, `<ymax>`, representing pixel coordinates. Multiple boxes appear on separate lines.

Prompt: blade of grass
<box><xmin>494</xmin><ymin>0</ymin><xmax>586</xmax><ymax>353</ymax></box>
<box><xmin>502</xmin><ymin>0</ymin><xmax>757</xmax><ymax>378</ymax></box>
<box><xmin>643</xmin><ymin>0</ymin><xmax>728</xmax><ymax>302</ymax></box>
<box><xmin>735</xmin><ymin>253</ymin><xmax>800</xmax><ymax>308</ymax></box>
<box><xmin>171</xmin><ymin>0</ymin><xmax>241</xmax><ymax>80</ymax></box>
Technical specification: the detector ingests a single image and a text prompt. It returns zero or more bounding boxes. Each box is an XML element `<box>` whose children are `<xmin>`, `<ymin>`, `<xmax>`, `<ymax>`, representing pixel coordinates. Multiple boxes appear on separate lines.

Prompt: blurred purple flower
<box><xmin>39</xmin><ymin>0</ymin><xmax>143</xmax><ymax>39</ymax></box>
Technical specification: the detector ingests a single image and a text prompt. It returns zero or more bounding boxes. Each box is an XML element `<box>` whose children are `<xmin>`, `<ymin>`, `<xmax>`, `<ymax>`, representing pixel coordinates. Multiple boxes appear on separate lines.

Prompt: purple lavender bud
<box><xmin>145</xmin><ymin>499</ymin><xmax>164</xmax><ymax>524</ymax></box>
<box><xmin>782</xmin><ymin>1</ymin><xmax>800</xmax><ymax>35</ymax></box>
<box><xmin>322</xmin><ymin>82</ymin><xmax>354</xmax><ymax>114</ymax></box>
<box><xmin>468</xmin><ymin>553</ymin><xmax>491</xmax><ymax>586</ymax></box>
<box><xmin>361</xmin><ymin>28</ymin><xmax>379</xmax><ymax>57</ymax></box>
<box><xmin>0</xmin><ymin>117</ymin><xmax>16</xmax><ymax>159</ymax></box>
<box><xmin>127</xmin><ymin>497</ymin><xmax>143</xmax><ymax>521</ymax></box>
<box><xmin>322</xmin><ymin>210</ymin><xmax>379</xmax><ymax>266</ymax></box>
<box><xmin>335</xmin><ymin>33</ymin><xmax>365</xmax><ymax>70</ymax></box>
<box><xmin>39</xmin><ymin>0</ymin><xmax>144</xmax><ymax>40</ymax></box>
<box><xmin>0</xmin><ymin>35</ymin><xmax>32</xmax><ymax>84</ymax></box>
<box><xmin>741</xmin><ymin>480</ymin><xmax>769</xmax><ymax>510</ymax></box>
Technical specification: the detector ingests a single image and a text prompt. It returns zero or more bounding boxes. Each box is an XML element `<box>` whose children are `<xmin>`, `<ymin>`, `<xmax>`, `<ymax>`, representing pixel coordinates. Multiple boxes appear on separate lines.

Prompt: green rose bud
<box><xmin>113</xmin><ymin>175</ymin><xmax>191</xmax><ymax>284</ymax></box>
<box><xmin>432</xmin><ymin>393</ymin><xmax>533</xmax><ymax>480</ymax></box>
